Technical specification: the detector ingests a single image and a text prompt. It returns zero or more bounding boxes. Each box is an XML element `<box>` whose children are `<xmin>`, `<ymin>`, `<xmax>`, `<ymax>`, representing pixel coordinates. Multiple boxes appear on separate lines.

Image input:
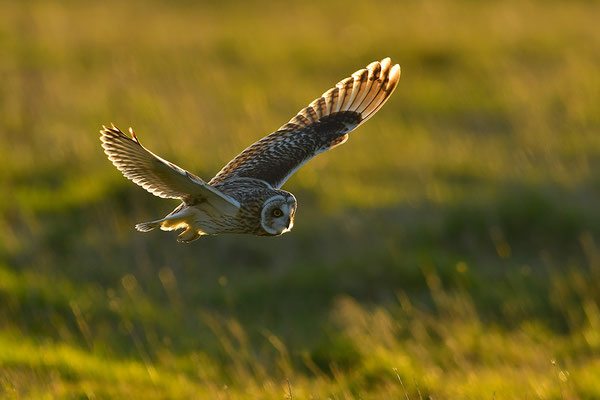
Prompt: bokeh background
<box><xmin>2</xmin><ymin>0</ymin><xmax>600</xmax><ymax>398</ymax></box>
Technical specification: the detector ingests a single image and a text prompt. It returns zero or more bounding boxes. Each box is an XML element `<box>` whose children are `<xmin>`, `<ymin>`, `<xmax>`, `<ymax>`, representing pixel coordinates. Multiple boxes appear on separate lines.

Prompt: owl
<box><xmin>101</xmin><ymin>57</ymin><xmax>400</xmax><ymax>242</ymax></box>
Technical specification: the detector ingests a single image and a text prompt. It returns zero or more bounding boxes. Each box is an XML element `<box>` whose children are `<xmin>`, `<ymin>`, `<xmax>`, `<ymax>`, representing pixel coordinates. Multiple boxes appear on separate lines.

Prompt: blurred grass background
<box><xmin>1</xmin><ymin>0</ymin><xmax>600</xmax><ymax>398</ymax></box>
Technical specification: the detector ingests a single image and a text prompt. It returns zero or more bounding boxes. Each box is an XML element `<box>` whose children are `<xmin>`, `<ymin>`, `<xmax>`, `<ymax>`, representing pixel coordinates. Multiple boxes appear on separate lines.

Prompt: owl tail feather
<box><xmin>135</xmin><ymin>220</ymin><xmax>161</xmax><ymax>232</ymax></box>
<box><xmin>134</xmin><ymin>207</ymin><xmax>203</xmax><ymax>242</ymax></box>
<box><xmin>135</xmin><ymin>217</ymin><xmax>186</xmax><ymax>232</ymax></box>
<box><xmin>135</xmin><ymin>208</ymin><xmax>188</xmax><ymax>232</ymax></box>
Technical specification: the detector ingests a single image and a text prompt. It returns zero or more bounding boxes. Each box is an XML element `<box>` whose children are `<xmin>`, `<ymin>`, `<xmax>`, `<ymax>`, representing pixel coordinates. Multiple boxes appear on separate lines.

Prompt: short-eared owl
<box><xmin>101</xmin><ymin>58</ymin><xmax>400</xmax><ymax>242</ymax></box>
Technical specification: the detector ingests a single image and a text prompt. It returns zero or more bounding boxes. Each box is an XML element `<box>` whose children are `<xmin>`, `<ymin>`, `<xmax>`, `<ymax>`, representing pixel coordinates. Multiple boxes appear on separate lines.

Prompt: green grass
<box><xmin>2</xmin><ymin>0</ymin><xmax>600</xmax><ymax>398</ymax></box>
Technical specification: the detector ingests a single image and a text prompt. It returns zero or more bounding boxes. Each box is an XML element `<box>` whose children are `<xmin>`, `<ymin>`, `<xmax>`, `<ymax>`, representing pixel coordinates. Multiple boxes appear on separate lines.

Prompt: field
<box><xmin>2</xmin><ymin>0</ymin><xmax>600</xmax><ymax>398</ymax></box>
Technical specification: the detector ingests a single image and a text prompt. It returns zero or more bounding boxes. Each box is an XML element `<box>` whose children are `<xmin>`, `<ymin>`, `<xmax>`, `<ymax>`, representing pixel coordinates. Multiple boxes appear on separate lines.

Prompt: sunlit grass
<box><xmin>2</xmin><ymin>262</ymin><xmax>599</xmax><ymax>399</ymax></box>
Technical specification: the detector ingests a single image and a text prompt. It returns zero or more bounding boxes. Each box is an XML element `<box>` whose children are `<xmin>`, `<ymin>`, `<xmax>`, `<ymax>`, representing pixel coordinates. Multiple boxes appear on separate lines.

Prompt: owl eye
<box><xmin>272</xmin><ymin>208</ymin><xmax>283</xmax><ymax>217</ymax></box>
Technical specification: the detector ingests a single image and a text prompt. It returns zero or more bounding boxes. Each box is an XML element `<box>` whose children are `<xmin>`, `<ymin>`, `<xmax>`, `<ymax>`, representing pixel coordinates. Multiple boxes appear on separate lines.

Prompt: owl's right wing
<box><xmin>101</xmin><ymin>125</ymin><xmax>240</xmax><ymax>214</ymax></box>
<box><xmin>209</xmin><ymin>57</ymin><xmax>400</xmax><ymax>189</ymax></box>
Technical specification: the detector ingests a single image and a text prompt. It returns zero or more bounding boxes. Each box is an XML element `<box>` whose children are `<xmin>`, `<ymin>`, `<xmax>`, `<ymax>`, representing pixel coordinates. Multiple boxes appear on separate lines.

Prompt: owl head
<box><xmin>260</xmin><ymin>191</ymin><xmax>297</xmax><ymax>236</ymax></box>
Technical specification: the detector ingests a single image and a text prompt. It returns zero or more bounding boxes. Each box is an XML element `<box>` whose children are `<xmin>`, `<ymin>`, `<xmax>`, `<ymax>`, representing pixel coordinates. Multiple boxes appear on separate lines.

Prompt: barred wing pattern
<box><xmin>209</xmin><ymin>58</ymin><xmax>401</xmax><ymax>188</ymax></box>
<box><xmin>100</xmin><ymin>125</ymin><xmax>240</xmax><ymax>214</ymax></box>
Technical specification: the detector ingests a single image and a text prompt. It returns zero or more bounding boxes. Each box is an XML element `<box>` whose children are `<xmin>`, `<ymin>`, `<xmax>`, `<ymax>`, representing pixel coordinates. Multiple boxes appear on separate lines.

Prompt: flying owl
<box><xmin>101</xmin><ymin>57</ymin><xmax>400</xmax><ymax>242</ymax></box>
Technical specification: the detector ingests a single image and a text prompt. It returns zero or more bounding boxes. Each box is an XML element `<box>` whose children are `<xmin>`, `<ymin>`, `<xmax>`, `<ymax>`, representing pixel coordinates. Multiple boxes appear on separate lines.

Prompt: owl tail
<box><xmin>134</xmin><ymin>203</ymin><xmax>187</xmax><ymax>233</ymax></box>
<box><xmin>134</xmin><ymin>206</ymin><xmax>203</xmax><ymax>242</ymax></box>
<box><xmin>135</xmin><ymin>220</ymin><xmax>161</xmax><ymax>232</ymax></box>
<box><xmin>134</xmin><ymin>215</ymin><xmax>187</xmax><ymax>233</ymax></box>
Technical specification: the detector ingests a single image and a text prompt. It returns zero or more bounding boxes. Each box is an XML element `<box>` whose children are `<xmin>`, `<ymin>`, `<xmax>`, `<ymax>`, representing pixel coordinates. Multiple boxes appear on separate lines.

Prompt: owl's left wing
<box><xmin>209</xmin><ymin>58</ymin><xmax>400</xmax><ymax>189</ymax></box>
<box><xmin>101</xmin><ymin>125</ymin><xmax>240</xmax><ymax>214</ymax></box>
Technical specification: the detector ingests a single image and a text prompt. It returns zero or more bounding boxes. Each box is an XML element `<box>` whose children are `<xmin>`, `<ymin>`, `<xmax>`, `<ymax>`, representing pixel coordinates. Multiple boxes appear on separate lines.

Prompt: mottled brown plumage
<box><xmin>100</xmin><ymin>58</ymin><xmax>400</xmax><ymax>241</ymax></box>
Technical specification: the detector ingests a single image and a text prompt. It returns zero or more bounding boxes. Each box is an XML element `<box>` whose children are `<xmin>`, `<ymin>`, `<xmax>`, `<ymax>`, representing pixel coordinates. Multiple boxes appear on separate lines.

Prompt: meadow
<box><xmin>1</xmin><ymin>0</ymin><xmax>600</xmax><ymax>398</ymax></box>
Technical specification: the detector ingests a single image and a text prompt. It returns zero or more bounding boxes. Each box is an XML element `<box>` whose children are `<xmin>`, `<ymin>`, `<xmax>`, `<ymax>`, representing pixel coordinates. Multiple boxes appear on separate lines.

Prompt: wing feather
<box><xmin>101</xmin><ymin>125</ymin><xmax>240</xmax><ymax>214</ymax></box>
<box><xmin>363</xmin><ymin>62</ymin><xmax>401</xmax><ymax>122</ymax></box>
<box><xmin>355</xmin><ymin>62</ymin><xmax>382</xmax><ymax>114</ymax></box>
<box><xmin>322</xmin><ymin>87</ymin><xmax>336</xmax><ymax>115</ymax></box>
<box><xmin>288</xmin><ymin>112</ymin><xmax>311</xmax><ymax>129</ymax></box>
<box><xmin>346</xmin><ymin>68</ymin><xmax>370</xmax><ymax>111</ymax></box>
<box><xmin>334</xmin><ymin>77</ymin><xmax>352</xmax><ymax>113</ymax></box>
<box><xmin>210</xmin><ymin>58</ymin><xmax>401</xmax><ymax>188</ymax></box>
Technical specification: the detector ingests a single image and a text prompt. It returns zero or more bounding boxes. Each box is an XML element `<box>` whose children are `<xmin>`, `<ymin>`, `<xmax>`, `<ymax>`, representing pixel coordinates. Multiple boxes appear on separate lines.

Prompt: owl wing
<box><xmin>101</xmin><ymin>125</ymin><xmax>240</xmax><ymax>214</ymax></box>
<box><xmin>209</xmin><ymin>57</ymin><xmax>400</xmax><ymax>189</ymax></box>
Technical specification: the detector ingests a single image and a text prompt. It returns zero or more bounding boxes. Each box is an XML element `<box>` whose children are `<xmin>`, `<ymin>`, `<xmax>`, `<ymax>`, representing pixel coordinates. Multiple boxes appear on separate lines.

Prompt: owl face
<box><xmin>260</xmin><ymin>193</ymin><xmax>297</xmax><ymax>235</ymax></box>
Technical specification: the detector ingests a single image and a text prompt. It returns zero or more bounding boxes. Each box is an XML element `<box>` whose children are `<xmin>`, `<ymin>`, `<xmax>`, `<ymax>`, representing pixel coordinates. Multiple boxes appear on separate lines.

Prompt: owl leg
<box><xmin>176</xmin><ymin>226</ymin><xmax>202</xmax><ymax>243</ymax></box>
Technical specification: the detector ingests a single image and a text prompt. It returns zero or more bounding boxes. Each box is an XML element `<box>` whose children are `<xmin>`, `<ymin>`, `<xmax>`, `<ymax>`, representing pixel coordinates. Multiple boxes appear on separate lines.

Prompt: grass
<box><xmin>2</xmin><ymin>0</ymin><xmax>600</xmax><ymax>398</ymax></box>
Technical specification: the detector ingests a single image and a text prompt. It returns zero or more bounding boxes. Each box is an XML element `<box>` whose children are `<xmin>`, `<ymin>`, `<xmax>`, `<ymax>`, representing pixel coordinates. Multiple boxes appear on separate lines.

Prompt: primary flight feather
<box><xmin>101</xmin><ymin>57</ymin><xmax>401</xmax><ymax>242</ymax></box>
